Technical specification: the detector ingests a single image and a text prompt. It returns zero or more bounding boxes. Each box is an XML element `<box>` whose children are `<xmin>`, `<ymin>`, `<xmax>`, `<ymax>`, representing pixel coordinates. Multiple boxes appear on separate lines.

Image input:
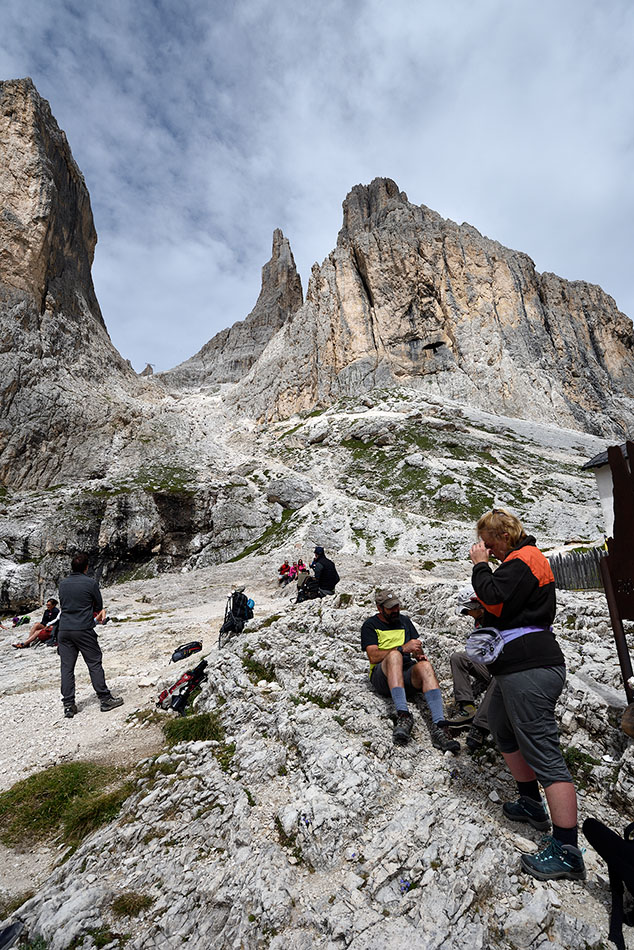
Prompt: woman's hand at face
<box><xmin>469</xmin><ymin>540</ymin><xmax>490</xmax><ymax>564</ymax></box>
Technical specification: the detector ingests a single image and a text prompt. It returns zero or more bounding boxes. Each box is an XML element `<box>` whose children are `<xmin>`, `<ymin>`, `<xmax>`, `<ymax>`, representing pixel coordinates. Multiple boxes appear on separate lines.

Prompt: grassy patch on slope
<box><xmin>0</xmin><ymin>762</ymin><xmax>133</xmax><ymax>850</ymax></box>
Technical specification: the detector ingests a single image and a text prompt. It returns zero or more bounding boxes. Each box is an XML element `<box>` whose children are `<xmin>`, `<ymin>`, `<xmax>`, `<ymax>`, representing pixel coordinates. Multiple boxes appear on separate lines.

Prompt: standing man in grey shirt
<box><xmin>58</xmin><ymin>552</ymin><xmax>123</xmax><ymax>719</ymax></box>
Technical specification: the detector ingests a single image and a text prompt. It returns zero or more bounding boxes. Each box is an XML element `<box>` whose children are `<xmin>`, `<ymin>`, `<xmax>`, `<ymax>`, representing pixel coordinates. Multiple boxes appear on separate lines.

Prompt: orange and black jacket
<box><xmin>471</xmin><ymin>536</ymin><xmax>564</xmax><ymax>675</ymax></box>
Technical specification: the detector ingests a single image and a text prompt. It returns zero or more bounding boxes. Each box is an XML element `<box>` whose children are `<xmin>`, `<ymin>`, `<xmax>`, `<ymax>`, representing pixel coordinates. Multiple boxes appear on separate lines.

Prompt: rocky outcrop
<box><xmin>163</xmin><ymin>229</ymin><xmax>303</xmax><ymax>387</ymax></box>
<box><xmin>0</xmin><ymin>474</ymin><xmax>278</xmax><ymax>609</ymax></box>
<box><xmin>230</xmin><ymin>178</ymin><xmax>634</xmax><ymax>437</ymax></box>
<box><xmin>0</xmin><ymin>78</ymin><xmax>142</xmax><ymax>490</ymax></box>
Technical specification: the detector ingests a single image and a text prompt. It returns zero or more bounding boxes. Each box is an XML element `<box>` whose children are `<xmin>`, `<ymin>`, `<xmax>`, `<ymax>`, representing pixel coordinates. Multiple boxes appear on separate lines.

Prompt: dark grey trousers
<box><xmin>450</xmin><ymin>651</ymin><xmax>492</xmax><ymax>728</ymax></box>
<box><xmin>487</xmin><ymin>665</ymin><xmax>571</xmax><ymax>786</ymax></box>
<box><xmin>59</xmin><ymin>628</ymin><xmax>110</xmax><ymax>705</ymax></box>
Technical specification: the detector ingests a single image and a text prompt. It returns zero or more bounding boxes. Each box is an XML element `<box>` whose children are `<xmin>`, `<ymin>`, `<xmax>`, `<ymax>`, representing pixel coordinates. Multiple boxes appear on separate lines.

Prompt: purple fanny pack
<box><xmin>466</xmin><ymin>626</ymin><xmax>551</xmax><ymax>665</ymax></box>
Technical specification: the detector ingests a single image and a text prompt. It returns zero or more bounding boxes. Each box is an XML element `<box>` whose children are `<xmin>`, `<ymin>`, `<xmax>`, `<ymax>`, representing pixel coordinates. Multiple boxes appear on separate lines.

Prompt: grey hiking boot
<box><xmin>520</xmin><ymin>835</ymin><xmax>586</xmax><ymax>881</ymax></box>
<box><xmin>64</xmin><ymin>703</ymin><xmax>78</xmax><ymax>719</ymax></box>
<box><xmin>100</xmin><ymin>695</ymin><xmax>124</xmax><ymax>712</ymax></box>
<box><xmin>503</xmin><ymin>795</ymin><xmax>550</xmax><ymax>831</ymax></box>
<box><xmin>446</xmin><ymin>703</ymin><xmax>477</xmax><ymax>728</ymax></box>
<box><xmin>430</xmin><ymin>721</ymin><xmax>460</xmax><ymax>754</ymax></box>
<box><xmin>393</xmin><ymin>711</ymin><xmax>414</xmax><ymax>745</ymax></box>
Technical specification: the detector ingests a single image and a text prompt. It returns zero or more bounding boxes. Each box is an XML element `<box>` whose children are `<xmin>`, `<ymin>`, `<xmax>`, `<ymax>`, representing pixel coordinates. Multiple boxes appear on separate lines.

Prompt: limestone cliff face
<box><xmin>231</xmin><ymin>178</ymin><xmax>634</xmax><ymax>436</ymax></box>
<box><xmin>163</xmin><ymin>229</ymin><xmax>303</xmax><ymax>387</ymax></box>
<box><xmin>0</xmin><ymin>78</ymin><xmax>140</xmax><ymax>489</ymax></box>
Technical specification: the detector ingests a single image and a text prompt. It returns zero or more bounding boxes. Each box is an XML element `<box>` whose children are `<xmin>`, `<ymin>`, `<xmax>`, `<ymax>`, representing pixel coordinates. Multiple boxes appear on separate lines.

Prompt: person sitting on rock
<box><xmin>311</xmin><ymin>546</ymin><xmax>339</xmax><ymax>595</ymax></box>
<box><xmin>278</xmin><ymin>560</ymin><xmax>291</xmax><ymax>585</ymax></box>
<box><xmin>13</xmin><ymin>598</ymin><xmax>60</xmax><ymax>648</ymax></box>
<box><xmin>361</xmin><ymin>589</ymin><xmax>460</xmax><ymax>753</ymax></box>
<box><xmin>445</xmin><ymin>587</ymin><xmax>495</xmax><ymax>751</ymax></box>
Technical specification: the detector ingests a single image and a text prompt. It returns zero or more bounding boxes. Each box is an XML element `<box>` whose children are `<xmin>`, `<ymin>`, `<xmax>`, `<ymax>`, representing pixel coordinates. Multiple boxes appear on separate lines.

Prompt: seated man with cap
<box><xmin>361</xmin><ymin>589</ymin><xmax>460</xmax><ymax>753</ymax></box>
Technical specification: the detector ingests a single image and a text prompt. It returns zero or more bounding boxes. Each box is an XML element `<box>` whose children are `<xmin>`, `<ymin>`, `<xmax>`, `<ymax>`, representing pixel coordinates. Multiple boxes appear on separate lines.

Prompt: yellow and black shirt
<box><xmin>360</xmin><ymin>613</ymin><xmax>420</xmax><ymax>676</ymax></box>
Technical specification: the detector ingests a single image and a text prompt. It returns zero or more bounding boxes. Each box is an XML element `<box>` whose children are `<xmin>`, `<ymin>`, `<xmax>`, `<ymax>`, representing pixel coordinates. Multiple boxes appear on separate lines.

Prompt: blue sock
<box><xmin>390</xmin><ymin>686</ymin><xmax>408</xmax><ymax>713</ymax></box>
<box><xmin>424</xmin><ymin>688</ymin><xmax>444</xmax><ymax>723</ymax></box>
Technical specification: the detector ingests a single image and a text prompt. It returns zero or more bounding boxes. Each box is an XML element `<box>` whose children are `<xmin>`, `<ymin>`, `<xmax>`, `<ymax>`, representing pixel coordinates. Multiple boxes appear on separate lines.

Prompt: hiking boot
<box><xmin>503</xmin><ymin>795</ymin><xmax>550</xmax><ymax>831</ymax></box>
<box><xmin>446</xmin><ymin>703</ymin><xmax>477</xmax><ymax>728</ymax></box>
<box><xmin>430</xmin><ymin>721</ymin><xmax>460</xmax><ymax>754</ymax></box>
<box><xmin>465</xmin><ymin>724</ymin><xmax>488</xmax><ymax>751</ymax></box>
<box><xmin>64</xmin><ymin>703</ymin><xmax>78</xmax><ymax>719</ymax></box>
<box><xmin>100</xmin><ymin>695</ymin><xmax>124</xmax><ymax>712</ymax></box>
<box><xmin>520</xmin><ymin>835</ymin><xmax>586</xmax><ymax>881</ymax></box>
<box><xmin>392</xmin><ymin>711</ymin><xmax>414</xmax><ymax>745</ymax></box>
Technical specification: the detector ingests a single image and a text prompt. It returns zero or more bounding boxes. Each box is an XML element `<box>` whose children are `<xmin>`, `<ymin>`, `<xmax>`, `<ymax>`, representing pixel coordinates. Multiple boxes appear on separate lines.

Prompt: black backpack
<box><xmin>295</xmin><ymin>576</ymin><xmax>322</xmax><ymax>604</ymax></box>
<box><xmin>218</xmin><ymin>589</ymin><xmax>254</xmax><ymax>646</ymax></box>
<box><xmin>583</xmin><ymin>817</ymin><xmax>634</xmax><ymax>950</ymax></box>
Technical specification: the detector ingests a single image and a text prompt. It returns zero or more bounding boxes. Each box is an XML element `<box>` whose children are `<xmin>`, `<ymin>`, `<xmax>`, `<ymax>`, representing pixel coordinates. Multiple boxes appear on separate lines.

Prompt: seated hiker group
<box><xmin>361</xmin><ymin>508</ymin><xmax>588</xmax><ymax>885</ymax></box>
<box><xmin>278</xmin><ymin>546</ymin><xmax>340</xmax><ymax>601</ymax></box>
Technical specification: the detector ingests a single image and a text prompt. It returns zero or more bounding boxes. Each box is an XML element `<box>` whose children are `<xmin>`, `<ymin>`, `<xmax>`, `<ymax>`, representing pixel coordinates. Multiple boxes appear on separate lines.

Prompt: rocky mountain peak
<box><xmin>338</xmin><ymin>176</ymin><xmax>408</xmax><ymax>240</ymax></box>
<box><xmin>0</xmin><ymin>78</ymin><xmax>103</xmax><ymax>328</ymax></box>
<box><xmin>231</xmin><ymin>179</ymin><xmax>634</xmax><ymax>438</ymax></box>
<box><xmin>0</xmin><ymin>78</ymin><xmax>139</xmax><ymax>489</ymax></box>
<box><xmin>162</xmin><ymin>228</ymin><xmax>303</xmax><ymax>387</ymax></box>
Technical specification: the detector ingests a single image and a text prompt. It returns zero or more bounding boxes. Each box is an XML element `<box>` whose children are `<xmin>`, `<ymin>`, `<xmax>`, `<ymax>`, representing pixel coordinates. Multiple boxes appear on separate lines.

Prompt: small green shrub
<box><xmin>111</xmin><ymin>891</ymin><xmax>154</xmax><ymax>918</ymax></box>
<box><xmin>215</xmin><ymin>742</ymin><xmax>236</xmax><ymax>773</ymax></box>
<box><xmin>299</xmin><ymin>691</ymin><xmax>340</xmax><ymax>709</ymax></box>
<box><xmin>162</xmin><ymin>712</ymin><xmax>224</xmax><ymax>746</ymax></box>
<box><xmin>258</xmin><ymin>614</ymin><xmax>281</xmax><ymax>629</ymax></box>
<box><xmin>242</xmin><ymin>651</ymin><xmax>276</xmax><ymax>683</ymax></box>
<box><xmin>563</xmin><ymin>745</ymin><xmax>600</xmax><ymax>788</ymax></box>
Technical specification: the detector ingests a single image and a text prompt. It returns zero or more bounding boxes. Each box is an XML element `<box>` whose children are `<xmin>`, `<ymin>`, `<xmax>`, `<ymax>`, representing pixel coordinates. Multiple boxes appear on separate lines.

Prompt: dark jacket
<box><xmin>471</xmin><ymin>536</ymin><xmax>563</xmax><ymax>675</ymax></box>
<box><xmin>313</xmin><ymin>555</ymin><xmax>340</xmax><ymax>591</ymax></box>
<box><xmin>58</xmin><ymin>571</ymin><xmax>103</xmax><ymax>633</ymax></box>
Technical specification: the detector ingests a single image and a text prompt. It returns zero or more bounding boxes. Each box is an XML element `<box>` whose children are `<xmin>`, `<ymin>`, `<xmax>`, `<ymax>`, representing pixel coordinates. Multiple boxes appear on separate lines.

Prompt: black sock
<box><xmin>553</xmin><ymin>824</ymin><xmax>578</xmax><ymax>847</ymax></box>
<box><xmin>517</xmin><ymin>780</ymin><xmax>540</xmax><ymax>801</ymax></box>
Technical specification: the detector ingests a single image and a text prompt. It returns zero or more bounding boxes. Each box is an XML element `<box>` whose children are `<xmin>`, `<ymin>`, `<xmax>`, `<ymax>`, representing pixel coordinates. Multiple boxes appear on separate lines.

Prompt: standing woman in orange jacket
<box><xmin>469</xmin><ymin>509</ymin><xmax>585</xmax><ymax>882</ymax></box>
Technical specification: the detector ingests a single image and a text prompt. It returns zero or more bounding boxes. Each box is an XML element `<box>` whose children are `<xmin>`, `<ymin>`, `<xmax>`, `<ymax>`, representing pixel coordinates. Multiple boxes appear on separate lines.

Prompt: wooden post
<box><xmin>600</xmin><ymin>556</ymin><xmax>634</xmax><ymax>704</ymax></box>
<box><xmin>601</xmin><ymin>440</ymin><xmax>634</xmax><ymax>712</ymax></box>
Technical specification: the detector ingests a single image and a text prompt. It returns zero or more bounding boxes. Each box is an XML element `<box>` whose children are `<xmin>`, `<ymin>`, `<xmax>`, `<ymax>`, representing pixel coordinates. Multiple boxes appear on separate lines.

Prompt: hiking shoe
<box><xmin>430</xmin><ymin>721</ymin><xmax>460</xmax><ymax>754</ymax></box>
<box><xmin>392</xmin><ymin>711</ymin><xmax>414</xmax><ymax>745</ymax></box>
<box><xmin>520</xmin><ymin>835</ymin><xmax>586</xmax><ymax>881</ymax></box>
<box><xmin>446</xmin><ymin>703</ymin><xmax>477</xmax><ymax>728</ymax></box>
<box><xmin>465</xmin><ymin>724</ymin><xmax>488</xmax><ymax>751</ymax></box>
<box><xmin>64</xmin><ymin>703</ymin><xmax>78</xmax><ymax>719</ymax></box>
<box><xmin>12</xmin><ymin>642</ymin><xmax>29</xmax><ymax>649</ymax></box>
<box><xmin>503</xmin><ymin>795</ymin><xmax>550</xmax><ymax>831</ymax></box>
<box><xmin>100</xmin><ymin>695</ymin><xmax>124</xmax><ymax>712</ymax></box>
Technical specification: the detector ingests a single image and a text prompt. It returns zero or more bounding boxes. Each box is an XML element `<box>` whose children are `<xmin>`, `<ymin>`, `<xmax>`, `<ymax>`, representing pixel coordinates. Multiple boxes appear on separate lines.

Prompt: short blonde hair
<box><xmin>476</xmin><ymin>509</ymin><xmax>526</xmax><ymax>547</ymax></box>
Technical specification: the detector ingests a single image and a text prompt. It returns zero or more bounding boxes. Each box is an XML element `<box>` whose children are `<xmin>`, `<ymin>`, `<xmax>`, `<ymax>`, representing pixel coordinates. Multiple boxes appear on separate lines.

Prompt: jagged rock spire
<box><xmin>163</xmin><ymin>229</ymin><xmax>303</xmax><ymax>386</ymax></box>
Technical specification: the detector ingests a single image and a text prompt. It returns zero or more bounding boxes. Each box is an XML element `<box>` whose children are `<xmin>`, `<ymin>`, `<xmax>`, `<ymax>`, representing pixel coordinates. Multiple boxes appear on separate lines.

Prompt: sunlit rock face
<box><xmin>162</xmin><ymin>228</ymin><xmax>303</xmax><ymax>387</ymax></box>
<box><xmin>0</xmin><ymin>78</ymin><xmax>140</xmax><ymax>489</ymax></box>
<box><xmin>231</xmin><ymin>177</ymin><xmax>634</xmax><ymax>436</ymax></box>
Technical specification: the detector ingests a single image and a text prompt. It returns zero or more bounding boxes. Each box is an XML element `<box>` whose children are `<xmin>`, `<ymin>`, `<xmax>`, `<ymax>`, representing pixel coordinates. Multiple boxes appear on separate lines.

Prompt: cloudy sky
<box><xmin>1</xmin><ymin>0</ymin><xmax>633</xmax><ymax>372</ymax></box>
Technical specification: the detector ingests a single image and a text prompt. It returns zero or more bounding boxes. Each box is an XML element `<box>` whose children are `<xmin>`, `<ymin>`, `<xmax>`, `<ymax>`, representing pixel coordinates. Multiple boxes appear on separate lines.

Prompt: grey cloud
<box><xmin>1</xmin><ymin>0</ymin><xmax>632</xmax><ymax>371</ymax></box>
